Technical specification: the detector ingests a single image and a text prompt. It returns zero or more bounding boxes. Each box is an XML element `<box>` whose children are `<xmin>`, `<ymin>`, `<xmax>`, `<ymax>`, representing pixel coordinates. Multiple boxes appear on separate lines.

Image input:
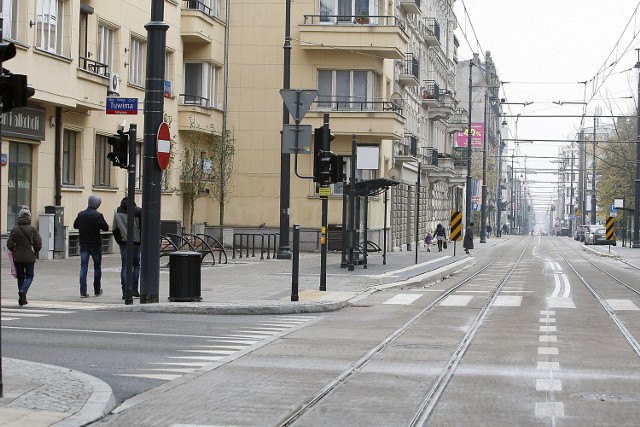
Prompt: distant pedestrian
<box><xmin>424</xmin><ymin>229</ymin><xmax>433</xmax><ymax>252</ymax></box>
<box><xmin>486</xmin><ymin>224</ymin><xmax>492</xmax><ymax>238</ymax></box>
<box><xmin>464</xmin><ymin>222</ymin><xmax>475</xmax><ymax>254</ymax></box>
<box><xmin>502</xmin><ymin>224</ymin><xmax>508</xmax><ymax>236</ymax></box>
<box><xmin>435</xmin><ymin>223</ymin><xmax>446</xmax><ymax>252</ymax></box>
<box><xmin>74</xmin><ymin>195</ymin><xmax>109</xmax><ymax>298</ymax></box>
<box><xmin>112</xmin><ymin>197</ymin><xmax>142</xmax><ymax>299</ymax></box>
<box><xmin>7</xmin><ymin>207</ymin><xmax>42</xmax><ymax>306</ymax></box>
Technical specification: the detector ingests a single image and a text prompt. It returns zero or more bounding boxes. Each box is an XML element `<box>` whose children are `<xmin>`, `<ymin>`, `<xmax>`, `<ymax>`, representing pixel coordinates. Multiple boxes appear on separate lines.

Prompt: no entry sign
<box><xmin>157</xmin><ymin>122</ymin><xmax>171</xmax><ymax>170</ymax></box>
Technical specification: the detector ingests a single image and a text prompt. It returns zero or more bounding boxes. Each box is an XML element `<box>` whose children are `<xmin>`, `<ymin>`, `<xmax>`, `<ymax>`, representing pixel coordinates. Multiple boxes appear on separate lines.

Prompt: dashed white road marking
<box><xmin>538</xmin><ymin>347</ymin><xmax>559</xmax><ymax>355</ymax></box>
<box><xmin>535</xmin><ymin>402</ymin><xmax>565</xmax><ymax>418</ymax></box>
<box><xmin>540</xmin><ymin>310</ymin><xmax>555</xmax><ymax>316</ymax></box>
<box><xmin>382</xmin><ymin>294</ymin><xmax>423</xmax><ymax>305</ymax></box>
<box><xmin>540</xmin><ymin>317</ymin><xmax>556</xmax><ymax>323</ymax></box>
<box><xmin>494</xmin><ymin>296</ymin><xmax>522</xmax><ymax>307</ymax></box>
<box><xmin>540</xmin><ymin>326</ymin><xmax>557</xmax><ymax>332</ymax></box>
<box><xmin>537</xmin><ymin>362</ymin><xmax>560</xmax><ymax>370</ymax></box>
<box><xmin>539</xmin><ymin>336</ymin><xmax>557</xmax><ymax>343</ymax></box>
<box><xmin>536</xmin><ymin>379</ymin><xmax>562</xmax><ymax>391</ymax></box>
<box><xmin>439</xmin><ymin>295</ymin><xmax>473</xmax><ymax>307</ymax></box>
<box><xmin>606</xmin><ymin>299</ymin><xmax>639</xmax><ymax>311</ymax></box>
<box><xmin>547</xmin><ymin>297</ymin><xmax>575</xmax><ymax>308</ymax></box>
<box><xmin>115</xmin><ymin>373</ymin><xmax>182</xmax><ymax>381</ymax></box>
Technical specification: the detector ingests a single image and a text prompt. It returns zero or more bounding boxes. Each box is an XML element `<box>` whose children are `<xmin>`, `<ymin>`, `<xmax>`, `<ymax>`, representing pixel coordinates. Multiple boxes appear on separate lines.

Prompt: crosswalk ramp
<box><xmin>115</xmin><ymin>315</ymin><xmax>319</xmax><ymax>381</ymax></box>
<box><xmin>1</xmin><ymin>308</ymin><xmax>74</xmax><ymax>322</ymax></box>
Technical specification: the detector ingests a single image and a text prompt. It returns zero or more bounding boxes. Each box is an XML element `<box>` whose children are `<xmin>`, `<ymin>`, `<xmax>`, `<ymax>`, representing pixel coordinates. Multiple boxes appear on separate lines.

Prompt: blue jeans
<box><xmin>119</xmin><ymin>244</ymin><xmax>141</xmax><ymax>293</ymax></box>
<box><xmin>15</xmin><ymin>262</ymin><xmax>35</xmax><ymax>293</ymax></box>
<box><xmin>80</xmin><ymin>246</ymin><xmax>102</xmax><ymax>295</ymax></box>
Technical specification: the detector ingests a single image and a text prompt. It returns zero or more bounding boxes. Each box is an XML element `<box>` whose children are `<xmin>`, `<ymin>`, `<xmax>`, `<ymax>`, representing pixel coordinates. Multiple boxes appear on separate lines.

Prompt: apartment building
<box><xmin>1</xmin><ymin>0</ymin><xmax>467</xmax><ymax>257</ymax></box>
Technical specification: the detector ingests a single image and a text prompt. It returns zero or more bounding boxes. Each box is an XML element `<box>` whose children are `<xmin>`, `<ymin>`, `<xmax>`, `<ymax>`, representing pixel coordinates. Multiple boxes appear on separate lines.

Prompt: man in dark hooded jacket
<box><xmin>112</xmin><ymin>197</ymin><xmax>142</xmax><ymax>299</ymax></box>
<box><xmin>74</xmin><ymin>195</ymin><xmax>109</xmax><ymax>297</ymax></box>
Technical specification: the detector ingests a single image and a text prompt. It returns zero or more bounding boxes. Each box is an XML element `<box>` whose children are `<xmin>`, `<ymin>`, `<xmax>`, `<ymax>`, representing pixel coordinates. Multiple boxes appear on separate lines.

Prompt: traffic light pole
<box><xmin>319</xmin><ymin>114</ymin><xmax>329</xmax><ymax>291</ymax></box>
<box><xmin>124</xmin><ymin>124</ymin><xmax>137</xmax><ymax>305</ymax></box>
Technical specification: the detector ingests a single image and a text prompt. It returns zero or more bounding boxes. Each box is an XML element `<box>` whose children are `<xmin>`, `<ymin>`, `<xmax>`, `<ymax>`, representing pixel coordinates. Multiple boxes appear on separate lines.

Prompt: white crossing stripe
<box><xmin>114</xmin><ymin>373</ymin><xmax>182</xmax><ymax>381</ymax></box>
<box><xmin>540</xmin><ymin>311</ymin><xmax>556</xmax><ymax>316</ymax></box>
<box><xmin>539</xmin><ymin>336</ymin><xmax>557</xmax><ymax>343</ymax></box>
<box><xmin>537</xmin><ymin>362</ymin><xmax>560</xmax><ymax>370</ymax></box>
<box><xmin>538</xmin><ymin>347</ymin><xmax>558</xmax><ymax>355</ymax></box>
<box><xmin>540</xmin><ymin>318</ymin><xmax>556</xmax><ymax>323</ymax></box>
<box><xmin>177</xmin><ymin>350</ymin><xmax>236</xmax><ymax>355</ymax></box>
<box><xmin>606</xmin><ymin>299</ymin><xmax>639</xmax><ymax>311</ymax></box>
<box><xmin>383</xmin><ymin>294</ymin><xmax>422</xmax><ymax>305</ymax></box>
<box><xmin>166</xmin><ymin>356</ymin><xmax>225</xmax><ymax>361</ymax></box>
<box><xmin>540</xmin><ymin>326</ymin><xmax>557</xmax><ymax>332</ymax></box>
<box><xmin>494</xmin><ymin>296</ymin><xmax>522</xmax><ymax>307</ymax></box>
<box><xmin>547</xmin><ymin>297</ymin><xmax>575</xmax><ymax>308</ymax></box>
<box><xmin>440</xmin><ymin>295</ymin><xmax>473</xmax><ymax>307</ymax></box>
<box><xmin>150</xmin><ymin>362</ymin><xmax>209</xmax><ymax>367</ymax></box>
<box><xmin>536</xmin><ymin>379</ymin><xmax>562</xmax><ymax>391</ymax></box>
<box><xmin>535</xmin><ymin>402</ymin><xmax>564</xmax><ymax>418</ymax></box>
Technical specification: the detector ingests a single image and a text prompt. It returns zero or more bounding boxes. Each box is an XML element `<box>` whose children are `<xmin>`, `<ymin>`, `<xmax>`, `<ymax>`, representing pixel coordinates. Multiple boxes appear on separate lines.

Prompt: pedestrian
<box><xmin>7</xmin><ymin>207</ymin><xmax>42</xmax><ymax>306</ymax></box>
<box><xmin>435</xmin><ymin>223</ymin><xmax>446</xmax><ymax>252</ymax></box>
<box><xmin>486</xmin><ymin>224</ymin><xmax>492</xmax><ymax>238</ymax></box>
<box><xmin>464</xmin><ymin>221</ymin><xmax>475</xmax><ymax>254</ymax></box>
<box><xmin>73</xmin><ymin>195</ymin><xmax>109</xmax><ymax>298</ymax></box>
<box><xmin>502</xmin><ymin>224</ymin><xmax>508</xmax><ymax>236</ymax></box>
<box><xmin>424</xmin><ymin>229</ymin><xmax>433</xmax><ymax>252</ymax></box>
<box><xmin>112</xmin><ymin>197</ymin><xmax>142</xmax><ymax>299</ymax></box>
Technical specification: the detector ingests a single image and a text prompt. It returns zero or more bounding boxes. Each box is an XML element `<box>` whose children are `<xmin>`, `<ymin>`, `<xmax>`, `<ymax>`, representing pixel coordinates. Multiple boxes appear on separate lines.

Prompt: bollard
<box><xmin>291</xmin><ymin>224</ymin><xmax>299</xmax><ymax>301</ymax></box>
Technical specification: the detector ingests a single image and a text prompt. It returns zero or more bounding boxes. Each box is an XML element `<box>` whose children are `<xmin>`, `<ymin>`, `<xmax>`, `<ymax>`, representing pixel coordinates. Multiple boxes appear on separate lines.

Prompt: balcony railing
<box><xmin>401</xmin><ymin>53</ymin><xmax>419</xmax><ymax>80</ymax></box>
<box><xmin>315</xmin><ymin>96</ymin><xmax>403</xmax><ymax>114</ymax></box>
<box><xmin>79</xmin><ymin>57</ymin><xmax>110</xmax><ymax>77</ymax></box>
<box><xmin>449</xmin><ymin>108</ymin><xmax>468</xmax><ymax>125</ymax></box>
<box><xmin>420</xmin><ymin>17</ymin><xmax>440</xmax><ymax>45</ymax></box>
<box><xmin>421</xmin><ymin>80</ymin><xmax>440</xmax><ymax>101</ymax></box>
<box><xmin>180</xmin><ymin>94</ymin><xmax>212</xmax><ymax>108</ymax></box>
<box><xmin>452</xmin><ymin>148</ymin><xmax>468</xmax><ymax>167</ymax></box>
<box><xmin>399</xmin><ymin>0</ymin><xmax>420</xmax><ymax>14</ymax></box>
<box><xmin>182</xmin><ymin>0</ymin><xmax>219</xmax><ymax>18</ymax></box>
<box><xmin>403</xmin><ymin>134</ymin><xmax>417</xmax><ymax>157</ymax></box>
<box><xmin>303</xmin><ymin>14</ymin><xmax>406</xmax><ymax>32</ymax></box>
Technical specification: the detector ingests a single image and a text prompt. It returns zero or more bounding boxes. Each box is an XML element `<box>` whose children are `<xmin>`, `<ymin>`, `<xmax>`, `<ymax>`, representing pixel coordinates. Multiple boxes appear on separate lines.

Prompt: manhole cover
<box><xmin>577</xmin><ymin>393</ymin><xmax>640</xmax><ymax>402</ymax></box>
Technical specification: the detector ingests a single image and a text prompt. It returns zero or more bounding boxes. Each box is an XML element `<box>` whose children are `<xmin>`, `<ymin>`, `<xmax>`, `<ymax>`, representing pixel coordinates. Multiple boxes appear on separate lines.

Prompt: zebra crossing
<box><xmin>115</xmin><ymin>315</ymin><xmax>319</xmax><ymax>381</ymax></box>
<box><xmin>2</xmin><ymin>308</ymin><xmax>74</xmax><ymax>322</ymax></box>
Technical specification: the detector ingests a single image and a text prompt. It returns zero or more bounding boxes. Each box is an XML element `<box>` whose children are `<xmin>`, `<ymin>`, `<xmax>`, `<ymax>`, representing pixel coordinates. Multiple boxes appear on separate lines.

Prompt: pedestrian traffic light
<box><xmin>0</xmin><ymin>42</ymin><xmax>35</xmax><ymax>113</ymax></box>
<box><xmin>107</xmin><ymin>129</ymin><xmax>129</xmax><ymax>168</ymax></box>
<box><xmin>330</xmin><ymin>154</ymin><xmax>345</xmax><ymax>183</ymax></box>
<box><xmin>313</xmin><ymin>126</ymin><xmax>337</xmax><ymax>185</ymax></box>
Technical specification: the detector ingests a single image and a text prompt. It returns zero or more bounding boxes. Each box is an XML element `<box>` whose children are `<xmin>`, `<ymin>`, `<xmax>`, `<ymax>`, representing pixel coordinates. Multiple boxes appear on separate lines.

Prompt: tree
<box><xmin>211</xmin><ymin>118</ymin><xmax>235</xmax><ymax>245</ymax></box>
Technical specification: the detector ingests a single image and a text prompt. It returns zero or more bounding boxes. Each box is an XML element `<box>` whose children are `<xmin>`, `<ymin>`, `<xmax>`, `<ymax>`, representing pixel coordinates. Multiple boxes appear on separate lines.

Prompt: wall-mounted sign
<box><xmin>106</xmin><ymin>97</ymin><xmax>138</xmax><ymax>115</ymax></box>
<box><xmin>455</xmin><ymin>123</ymin><xmax>484</xmax><ymax>148</ymax></box>
<box><xmin>0</xmin><ymin>107</ymin><xmax>46</xmax><ymax>141</ymax></box>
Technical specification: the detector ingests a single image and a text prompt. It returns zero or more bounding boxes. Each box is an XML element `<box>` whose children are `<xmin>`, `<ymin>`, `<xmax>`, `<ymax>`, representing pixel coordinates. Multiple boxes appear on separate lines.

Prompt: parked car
<box><xmin>584</xmin><ymin>224</ymin><xmax>616</xmax><ymax>245</ymax></box>
<box><xmin>574</xmin><ymin>224</ymin><xmax>588</xmax><ymax>242</ymax></box>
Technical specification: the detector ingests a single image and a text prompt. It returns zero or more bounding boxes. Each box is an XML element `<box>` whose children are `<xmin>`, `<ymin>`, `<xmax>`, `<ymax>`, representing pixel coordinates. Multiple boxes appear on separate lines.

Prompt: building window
<box><xmin>94</xmin><ymin>134</ymin><xmax>112</xmax><ymax>187</ymax></box>
<box><xmin>7</xmin><ymin>142</ymin><xmax>32</xmax><ymax>230</ymax></box>
<box><xmin>182</xmin><ymin>62</ymin><xmax>218</xmax><ymax>108</ymax></box>
<box><xmin>129</xmin><ymin>37</ymin><xmax>145</xmax><ymax>87</ymax></box>
<box><xmin>320</xmin><ymin>0</ymin><xmax>378</xmax><ymax>23</ymax></box>
<box><xmin>318</xmin><ymin>69</ymin><xmax>378</xmax><ymax>111</ymax></box>
<box><xmin>63</xmin><ymin>129</ymin><xmax>79</xmax><ymax>185</ymax></box>
<box><xmin>98</xmin><ymin>23</ymin><xmax>115</xmax><ymax>76</ymax></box>
<box><xmin>36</xmin><ymin>0</ymin><xmax>70</xmax><ymax>56</ymax></box>
<box><xmin>186</xmin><ymin>0</ymin><xmax>220</xmax><ymax>18</ymax></box>
<box><xmin>1</xmin><ymin>0</ymin><xmax>19</xmax><ymax>41</ymax></box>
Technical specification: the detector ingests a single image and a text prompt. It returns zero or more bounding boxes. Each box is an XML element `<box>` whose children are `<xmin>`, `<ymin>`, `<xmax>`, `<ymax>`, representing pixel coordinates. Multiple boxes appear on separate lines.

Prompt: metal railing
<box><xmin>314</xmin><ymin>96</ymin><xmax>403</xmax><ymax>114</ymax></box>
<box><xmin>302</xmin><ymin>14</ymin><xmax>406</xmax><ymax>32</ymax></box>
<box><xmin>449</xmin><ymin>107</ymin><xmax>468</xmax><ymax>125</ymax></box>
<box><xmin>179</xmin><ymin>94</ymin><xmax>212</xmax><ymax>108</ymax></box>
<box><xmin>421</xmin><ymin>17</ymin><xmax>440</xmax><ymax>41</ymax></box>
<box><xmin>182</xmin><ymin>0</ymin><xmax>218</xmax><ymax>18</ymax></box>
<box><xmin>401</xmin><ymin>54</ymin><xmax>419</xmax><ymax>80</ymax></box>
<box><xmin>232</xmin><ymin>232</ymin><xmax>279</xmax><ymax>260</ymax></box>
<box><xmin>421</xmin><ymin>80</ymin><xmax>440</xmax><ymax>101</ymax></box>
<box><xmin>79</xmin><ymin>57</ymin><xmax>110</xmax><ymax>77</ymax></box>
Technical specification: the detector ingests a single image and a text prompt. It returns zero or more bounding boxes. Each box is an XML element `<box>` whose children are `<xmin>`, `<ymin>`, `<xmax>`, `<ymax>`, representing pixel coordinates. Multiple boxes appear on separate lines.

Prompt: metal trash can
<box><xmin>169</xmin><ymin>251</ymin><xmax>202</xmax><ymax>302</ymax></box>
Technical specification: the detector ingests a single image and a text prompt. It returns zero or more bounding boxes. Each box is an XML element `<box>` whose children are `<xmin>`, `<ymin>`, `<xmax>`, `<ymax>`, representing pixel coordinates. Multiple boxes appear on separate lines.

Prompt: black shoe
<box><xmin>132</xmin><ymin>291</ymin><xmax>140</xmax><ymax>298</ymax></box>
<box><xmin>81</xmin><ymin>294</ymin><xmax>89</xmax><ymax>298</ymax></box>
<box><xmin>18</xmin><ymin>292</ymin><xmax>26</xmax><ymax>306</ymax></box>
<box><xmin>122</xmin><ymin>294</ymin><xmax>126</xmax><ymax>300</ymax></box>
<box><xmin>94</xmin><ymin>289</ymin><xmax>103</xmax><ymax>296</ymax></box>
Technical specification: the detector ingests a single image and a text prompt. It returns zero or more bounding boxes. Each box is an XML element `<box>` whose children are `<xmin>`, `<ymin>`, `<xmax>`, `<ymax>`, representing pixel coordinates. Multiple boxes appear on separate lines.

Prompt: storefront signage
<box><xmin>0</xmin><ymin>107</ymin><xmax>45</xmax><ymax>141</ymax></box>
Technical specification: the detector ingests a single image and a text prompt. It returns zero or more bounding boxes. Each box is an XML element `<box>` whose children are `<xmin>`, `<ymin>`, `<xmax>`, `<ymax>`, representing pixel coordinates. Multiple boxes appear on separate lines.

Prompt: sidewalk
<box><xmin>8</xmin><ymin>235</ymin><xmax>637</xmax><ymax>426</ymax></box>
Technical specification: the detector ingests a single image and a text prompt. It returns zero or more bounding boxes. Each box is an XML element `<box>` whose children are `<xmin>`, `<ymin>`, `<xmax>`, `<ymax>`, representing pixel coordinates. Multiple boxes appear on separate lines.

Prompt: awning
<box><xmin>341</xmin><ymin>178</ymin><xmax>400</xmax><ymax>196</ymax></box>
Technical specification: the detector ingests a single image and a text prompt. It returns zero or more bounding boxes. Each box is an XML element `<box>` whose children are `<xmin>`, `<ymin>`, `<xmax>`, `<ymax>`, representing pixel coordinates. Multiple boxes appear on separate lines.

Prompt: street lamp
<box><xmin>465</xmin><ymin>53</ymin><xmax>479</xmax><ymax>228</ymax></box>
<box><xmin>633</xmin><ymin>49</ymin><xmax>640</xmax><ymax>248</ymax></box>
<box><xmin>480</xmin><ymin>92</ymin><xmax>496</xmax><ymax>243</ymax></box>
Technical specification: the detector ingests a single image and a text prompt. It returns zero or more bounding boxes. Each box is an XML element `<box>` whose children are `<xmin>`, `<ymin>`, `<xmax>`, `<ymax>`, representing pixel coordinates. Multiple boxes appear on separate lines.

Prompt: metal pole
<box><xmin>634</xmin><ymin>49</ymin><xmax>640</xmax><ymax>248</ymax></box>
<box><xmin>415</xmin><ymin>161</ymin><xmax>420</xmax><ymax>264</ymax></box>
<box><xmin>320</xmin><ymin>115</ymin><xmax>329</xmax><ymax>290</ymax></box>
<box><xmin>510</xmin><ymin>153</ymin><xmax>514</xmax><ymax>234</ymax></box>
<box><xmin>140</xmin><ymin>0</ymin><xmax>168</xmax><ymax>303</ymax></box>
<box><xmin>591</xmin><ymin>116</ymin><xmax>597</xmax><ymax>224</ymax></box>
<box><xmin>569</xmin><ymin>150</ymin><xmax>575</xmax><ymax>235</ymax></box>
<box><xmin>348</xmin><ymin>134</ymin><xmax>356</xmax><ymax>270</ymax></box>
<box><xmin>480</xmin><ymin>93</ymin><xmax>488</xmax><ymax>243</ymax></box>
<box><xmin>291</xmin><ymin>224</ymin><xmax>299</xmax><ymax>301</ymax></box>
<box><xmin>277</xmin><ymin>0</ymin><xmax>292</xmax><ymax>259</ymax></box>
<box><xmin>383</xmin><ymin>189</ymin><xmax>388</xmax><ymax>265</ymax></box>
<box><xmin>125</xmin><ymin>124</ymin><xmax>137</xmax><ymax>305</ymax></box>
<box><xmin>465</xmin><ymin>57</ymin><xmax>474</xmax><ymax>227</ymax></box>
<box><xmin>496</xmin><ymin>136</ymin><xmax>504</xmax><ymax>237</ymax></box>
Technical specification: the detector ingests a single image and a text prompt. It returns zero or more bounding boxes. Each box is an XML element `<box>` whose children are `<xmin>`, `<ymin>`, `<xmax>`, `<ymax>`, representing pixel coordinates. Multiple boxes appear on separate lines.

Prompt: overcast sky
<box><xmin>453</xmin><ymin>0</ymin><xmax>640</xmax><ymax>224</ymax></box>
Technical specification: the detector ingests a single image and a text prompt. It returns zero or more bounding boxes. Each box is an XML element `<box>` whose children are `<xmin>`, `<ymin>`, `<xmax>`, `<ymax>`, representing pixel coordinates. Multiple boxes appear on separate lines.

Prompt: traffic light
<box><xmin>107</xmin><ymin>130</ymin><xmax>129</xmax><ymax>168</ymax></box>
<box><xmin>313</xmin><ymin>125</ymin><xmax>336</xmax><ymax>185</ymax></box>
<box><xmin>0</xmin><ymin>42</ymin><xmax>35</xmax><ymax>113</ymax></box>
<box><xmin>330</xmin><ymin>154</ymin><xmax>345</xmax><ymax>183</ymax></box>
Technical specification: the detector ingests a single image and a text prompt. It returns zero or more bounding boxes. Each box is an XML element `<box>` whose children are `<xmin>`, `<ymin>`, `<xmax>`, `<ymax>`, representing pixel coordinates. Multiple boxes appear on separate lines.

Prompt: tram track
<box><xmin>277</xmin><ymin>237</ymin><xmax>532</xmax><ymax>427</ymax></box>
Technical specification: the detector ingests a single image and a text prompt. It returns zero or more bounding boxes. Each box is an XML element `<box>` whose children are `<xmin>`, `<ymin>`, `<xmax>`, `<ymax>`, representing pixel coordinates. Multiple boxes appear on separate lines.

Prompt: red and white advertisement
<box><xmin>455</xmin><ymin>123</ymin><xmax>484</xmax><ymax>148</ymax></box>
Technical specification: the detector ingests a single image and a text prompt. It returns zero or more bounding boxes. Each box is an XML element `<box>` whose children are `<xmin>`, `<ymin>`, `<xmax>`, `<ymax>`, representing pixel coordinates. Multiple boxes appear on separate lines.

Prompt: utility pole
<box><xmin>569</xmin><ymin>150</ymin><xmax>575</xmax><ymax>235</ymax></box>
<box><xmin>465</xmin><ymin>55</ymin><xmax>477</xmax><ymax>227</ymax></box>
<box><xmin>510</xmin><ymin>153</ymin><xmax>515</xmax><ymax>234</ymax></box>
<box><xmin>634</xmin><ymin>49</ymin><xmax>640</xmax><ymax>248</ymax></box>
<box><xmin>591</xmin><ymin>115</ymin><xmax>597</xmax><ymax>224</ymax></box>
<box><xmin>480</xmin><ymin>92</ymin><xmax>488</xmax><ymax>243</ymax></box>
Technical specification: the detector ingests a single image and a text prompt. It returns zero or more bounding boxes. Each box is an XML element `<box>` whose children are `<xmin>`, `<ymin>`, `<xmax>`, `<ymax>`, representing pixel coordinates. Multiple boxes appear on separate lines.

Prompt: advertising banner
<box><xmin>455</xmin><ymin>123</ymin><xmax>484</xmax><ymax>148</ymax></box>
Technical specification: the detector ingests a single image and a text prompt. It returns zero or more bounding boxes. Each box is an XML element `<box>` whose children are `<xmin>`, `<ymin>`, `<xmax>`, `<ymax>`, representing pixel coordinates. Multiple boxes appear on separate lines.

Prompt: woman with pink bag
<box><xmin>7</xmin><ymin>207</ymin><xmax>42</xmax><ymax>306</ymax></box>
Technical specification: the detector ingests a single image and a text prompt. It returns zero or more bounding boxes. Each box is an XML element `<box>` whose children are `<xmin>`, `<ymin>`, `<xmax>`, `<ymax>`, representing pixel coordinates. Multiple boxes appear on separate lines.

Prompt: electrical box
<box><xmin>39</xmin><ymin>213</ymin><xmax>54</xmax><ymax>260</ymax></box>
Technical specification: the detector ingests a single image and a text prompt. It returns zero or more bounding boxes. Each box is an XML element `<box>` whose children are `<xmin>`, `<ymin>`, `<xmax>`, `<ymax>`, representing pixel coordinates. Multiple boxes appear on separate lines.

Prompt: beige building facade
<box><xmin>1</xmin><ymin>0</ymin><xmax>466</xmax><ymax>257</ymax></box>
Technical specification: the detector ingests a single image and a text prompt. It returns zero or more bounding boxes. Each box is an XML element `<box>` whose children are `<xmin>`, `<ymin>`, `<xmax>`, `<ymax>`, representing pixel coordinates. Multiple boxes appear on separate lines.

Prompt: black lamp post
<box><xmin>633</xmin><ymin>49</ymin><xmax>640</xmax><ymax>248</ymax></box>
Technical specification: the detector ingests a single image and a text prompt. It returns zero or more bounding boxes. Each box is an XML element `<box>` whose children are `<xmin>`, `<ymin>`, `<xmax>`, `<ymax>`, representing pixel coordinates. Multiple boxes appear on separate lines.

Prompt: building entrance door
<box><xmin>7</xmin><ymin>141</ymin><xmax>33</xmax><ymax>230</ymax></box>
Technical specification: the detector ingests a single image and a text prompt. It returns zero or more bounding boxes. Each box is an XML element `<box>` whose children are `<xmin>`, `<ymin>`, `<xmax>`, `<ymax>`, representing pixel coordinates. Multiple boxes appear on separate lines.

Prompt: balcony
<box><xmin>177</xmin><ymin>95</ymin><xmax>223</xmax><ymax>131</ymax></box>
<box><xmin>399</xmin><ymin>0</ymin><xmax>421</xmax><ymax>14</ymax></box>
<box><xmin>429</xmin><ymin>90</ymin><xmax>455</xmax><ymax>120</ymax></box>
<box><xmin>300</xmin><ymin>15</ymin><xmax>408</xmax><ymax>60</ymax></box>
<box><xmin>308</xmin><ymin>96</ymin><xmax>405</xmax><ymax>139</ymax></box>
<box><xmin>398</xmin><ymin>54</ymin><xmax>419</xmax><ymax>87</ymax></box>
<box><xmin>420</xmin><ymin>147</ymin><xmax>438</xmax><ymax>171</ymax></box>
<box><xmin>447</xmin><ymin>107</ymin><xmax>468</xmax><ymax>134</ymax></box>
<box><xmin>419</xmin><ymin>18</ymin><xmax>440</xmax><ymax>47</ymax></box>
<box><xmin>395</xmin><ymin>134</ymin><xmax>417</xmax><ymax>164</ymax></box>
<box><xmin>421</xmin><ymin>80</ymin><xmax>440</xmax><ymax>107</ymax></box>
<box><xmin>181</xmin><ymin>0</ymin><xmax>223</xmax><ymax>44</ymax></box>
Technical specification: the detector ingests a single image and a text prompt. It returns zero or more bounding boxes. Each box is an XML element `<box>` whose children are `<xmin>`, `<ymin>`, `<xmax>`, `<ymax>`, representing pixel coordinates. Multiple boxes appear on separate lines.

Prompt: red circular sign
<box><xmin>157</xmin><ymin>122</ymin><xmax>171</xmax><ymax>171</ymax></box>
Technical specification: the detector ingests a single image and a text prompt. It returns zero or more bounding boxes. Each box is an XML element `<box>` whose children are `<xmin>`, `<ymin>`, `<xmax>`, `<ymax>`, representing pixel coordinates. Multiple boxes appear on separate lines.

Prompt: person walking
<box><xmin>486</xmin><ymin>224</ymin><xmax>492</xmax><ymax>239</ymax></box>
<box><xmin>464</xmin><ymin>222</ymin><xmax>475</xmax><ymax>254</ymax></box>
<box><xmin>502</xmin><ymin>224</ymin><xmax>508</xmax><ymax>236</ymax></box>
<box><xmin>112</xmin><ymin>197</ymin><xmax>142</xmax><ymax>299</ymax></box>
<box><xmin>7</xmin><ymin>207</ymin><xmax>42</xmax><ymax>306</ymax></box>
<box><xmin>435</xmin><ymin>223</ymin><xmax>446</xmax><ymax>252</ymax></box>
<box><xmin>424</xmin><ymin>229</ymin><xmax>433</xmax><ymax>252</ymax></box>
<box><xmin>74</xmin><ymin>195</ymin><xmax>109</xmax><ymax>297</ymax></box>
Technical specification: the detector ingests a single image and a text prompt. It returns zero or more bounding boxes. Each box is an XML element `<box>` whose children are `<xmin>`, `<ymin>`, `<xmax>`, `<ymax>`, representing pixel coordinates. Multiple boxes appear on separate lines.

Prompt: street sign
<box><xmin>106</xmin><ymin>97</ymin><xmax>138</xmax><ymax>115</ymax></box>
<box><xmin>156</xmin><ymin>122</ymin><xmax>171</xmax><ymax>171</ymax></box>
<box><xmin>280</xmin><ymin>89</ymin><xmax>317</xmax><ymax>122</ymax></box>
<box><xmin>606</xmin><ymin>216</ymin><xmax>615</xmax><ymax>241</ymax></box>
<box><xmin>450</xmin><ymin>211</ymin><xmax>462</xmax><ymax>241</ymax></box>
<box><xmin>282</xmin><ymin>124</ymin><xmax>312</xmax><ymax>154</ymax></box>
<box><xmin>318</xmin><ymin>186</ymin><xmax>331</xmax><ymax>197</ymax></box>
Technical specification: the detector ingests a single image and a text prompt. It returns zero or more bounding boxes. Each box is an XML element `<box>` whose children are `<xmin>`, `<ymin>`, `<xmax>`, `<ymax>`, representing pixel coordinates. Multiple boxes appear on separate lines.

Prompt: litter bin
<box><xmin>169</xmin><ymin>251</ymin><xmax>202</xmax><ymax>302</ymax></box>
